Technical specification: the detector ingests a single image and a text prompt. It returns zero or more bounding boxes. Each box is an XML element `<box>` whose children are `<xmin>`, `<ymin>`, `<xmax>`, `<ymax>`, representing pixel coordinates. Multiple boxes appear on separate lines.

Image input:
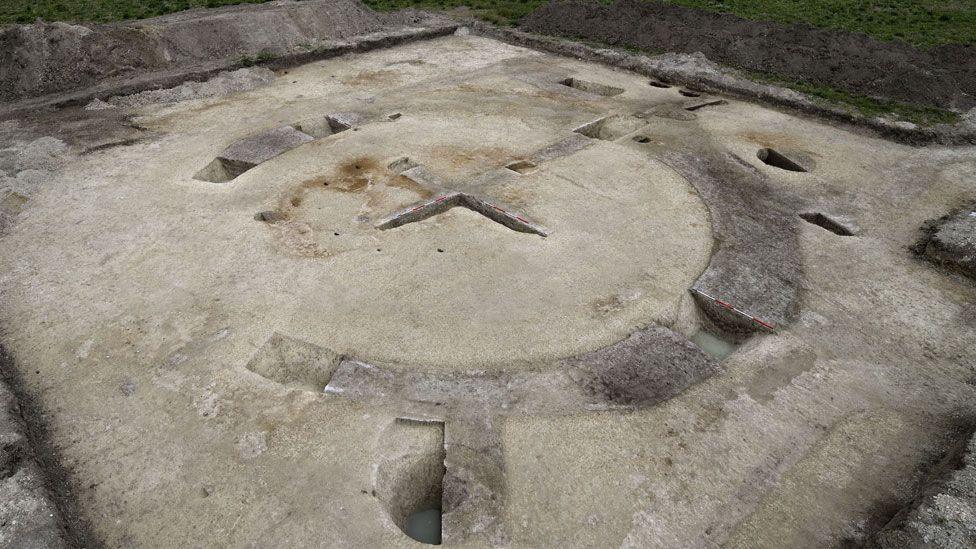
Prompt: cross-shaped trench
<box><xmin>374</xmin><ymin>164</ymin><xmax>549</xmax><ymax>237</ymax></box>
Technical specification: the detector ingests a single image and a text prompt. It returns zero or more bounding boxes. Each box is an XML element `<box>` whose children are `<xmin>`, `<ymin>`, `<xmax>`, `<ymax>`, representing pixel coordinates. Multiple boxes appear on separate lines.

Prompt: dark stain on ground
<box><xmin>744</xmin><ymin>346</ymin><xmax>817</xmax><ymax>403</ymax></box>
<box><xmin>272</xmin><ymin>156</ymin><xmax>434</xmax><ymax>222</ymax></box>
<box><xmin>81</xmin><ymin>137</ymin><xmax>145</xmax><ymax>155</ymax></box>
<box><xmin>2</xmin><ymin>104</ymin><xmax>152</xmax><ymax>150</ymax></box>
<box><xmin>569</xmin><ymin>325</ymin><xmax>721</xmax><ymax>407</ymax></box>
<box><xmin>338</xmin><ymin>156</ymin><xmax>379</xmax><ymax>182</ymax></box>
<box><xmin>294</xmin><ymin>156</ymin><xmax>379</xmax><ymax>198</ymax></box>
<box><xmin>0</xmin><ymin>344</ymin><xmax>100</xmax><ymax>547</ymax></box>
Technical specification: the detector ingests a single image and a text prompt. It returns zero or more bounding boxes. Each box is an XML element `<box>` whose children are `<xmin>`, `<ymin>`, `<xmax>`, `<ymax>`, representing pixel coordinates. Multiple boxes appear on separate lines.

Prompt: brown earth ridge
<box><xmin>0</xmin><ymin>0</ymin><xmax>449</xmax><ymax>106</ymax></box>
<box><xmin>521</xmin><ymin>0</ymin><xmax>976</xmax><ymax>111</ymax></box>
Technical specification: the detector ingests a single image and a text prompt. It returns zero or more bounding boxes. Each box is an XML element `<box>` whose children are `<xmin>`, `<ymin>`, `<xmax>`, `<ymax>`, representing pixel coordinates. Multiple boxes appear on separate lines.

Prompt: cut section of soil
<box><xmin>520</xmin><ymin>0</ymin><xmax>976</xmax><ymax>111</ymax></box>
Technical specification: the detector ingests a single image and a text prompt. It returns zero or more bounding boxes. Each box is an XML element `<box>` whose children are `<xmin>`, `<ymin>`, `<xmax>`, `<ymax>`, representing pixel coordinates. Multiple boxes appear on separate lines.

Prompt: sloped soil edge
<box><xmin>521</xmin><ymin>0</ymin><xmax>976</xmax><ymax>112</ymax></box>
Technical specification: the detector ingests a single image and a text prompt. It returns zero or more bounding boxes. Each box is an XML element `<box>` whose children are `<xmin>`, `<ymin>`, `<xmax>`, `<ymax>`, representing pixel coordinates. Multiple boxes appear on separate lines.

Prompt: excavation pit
<box><xmin>757</xmin><ymin>147</ymin><xmax>809</xmax><ymax>172</ymax></box>
<box><xmin>689</xmin><ymin>330</ymin><xmax>738</xmax><ymax>361</ymax></box>
<box><xmin>505</xmin><ymin>159</ymin><xmax>537</xmax><ymax>174</ymax></box>
<box><xmin>799</xmin><ymin>211</ymin><xmax>856</xmax><ymax>236</ymax></box>
<box><xmin>405</xmin><ymin>508</ymin><xmax>442</xmax><ymax>545</ymax></box>
<box><xmin>573</xmin><ymin>115</ymin><xmax>646</xmax><ymax>141</ymax></box>
<box><xmin>558</xmin><ymin>77</ymin><xmax>625</xmax><ymax>97</ymax></box>
<box><xmin>374</xmin><ymin>418</ymin><xmax>445</xmax><ymax>545</ymax></box>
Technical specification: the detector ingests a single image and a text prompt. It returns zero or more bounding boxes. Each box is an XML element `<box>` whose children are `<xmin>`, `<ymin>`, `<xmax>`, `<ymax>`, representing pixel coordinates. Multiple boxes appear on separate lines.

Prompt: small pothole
<box><xmin>632</xmin><ymin>136</ymin><xmax>651</xmax><ymax>143</ymax></box>
<box><xmin>254</xmin><ymin>210</ymin><xmax>283</xmax><ymax>223</ymax></box>
<box><xmin>648</xmin><ymin>80</ymin><xmax>671</xmax><ymax>88</ymax></box>
<box><xmin>506</xmin><ymin>160</ymin><xmax>537</xmax><ymax>174</ymax></box>
<box><xmin>678</xmin><ymin>89</ymin><xmax>701</xmax><ymax>97</ymax></box>
<box><xmin>799</xmin><ymin>212</ymin><xmax>855</xmax><ymax>236</ymax></box>
<box><xmin>558</xmin><ymin>77</ymin><xmax>624</xmax><ymax>97</ymax></box>
<box><xmin>757</xmin><ymin>148</ymin><xmax>808</xmax><ymax>172</ymax></box>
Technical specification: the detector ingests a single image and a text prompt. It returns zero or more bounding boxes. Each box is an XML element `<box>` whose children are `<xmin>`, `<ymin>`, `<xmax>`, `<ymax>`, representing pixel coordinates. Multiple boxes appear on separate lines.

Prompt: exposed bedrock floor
<box><xmin>0</xmin><ymin>34</ymin><xmax>974</xmax><ymax>548</ymax></box>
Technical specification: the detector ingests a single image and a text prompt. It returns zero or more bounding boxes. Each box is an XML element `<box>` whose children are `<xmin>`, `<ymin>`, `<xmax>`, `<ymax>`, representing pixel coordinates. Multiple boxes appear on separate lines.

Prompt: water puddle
<box><xmin>690</xmin><ymin>330</ymin><xmax>738</xmax><ymax>361</ymax></box>
<box><xmin>405</xmin><ymin>508</ymin><xmax>442</xmax><ymax>545</ymax></box>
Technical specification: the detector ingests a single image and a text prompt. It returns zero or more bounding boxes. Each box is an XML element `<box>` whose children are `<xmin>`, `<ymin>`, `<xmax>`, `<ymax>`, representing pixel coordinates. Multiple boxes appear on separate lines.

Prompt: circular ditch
<box><xmin>256</xmin><ymin>141</ymin><xmax>713</xmax><ymax>369</ymax></box>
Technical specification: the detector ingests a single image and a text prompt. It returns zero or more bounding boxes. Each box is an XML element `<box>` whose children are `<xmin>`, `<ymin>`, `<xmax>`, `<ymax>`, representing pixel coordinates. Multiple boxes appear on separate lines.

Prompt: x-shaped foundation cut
<box><xmin>376</xmin><ymin>190</ymin><xmax>548</xmax><ymax>237</ymax></box>
<box><xmin>374</xmin><ymin>161</ymin><xmax>548</xmax><ymax>236</ymax></box>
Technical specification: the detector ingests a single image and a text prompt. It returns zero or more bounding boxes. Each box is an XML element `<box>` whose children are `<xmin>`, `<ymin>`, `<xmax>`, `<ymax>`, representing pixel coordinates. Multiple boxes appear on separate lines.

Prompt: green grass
<box><xmin>365</xmin><ymin>0</ymin><xmax>976</xmax><ymax>48</ymax></box>
<box><xmin>3</xmin><ymin>0</ymin><xmax>974</xmax><ymax>49</ymax></box>
<box><xmin>1</xmin><ymin>0</ymin><xmax>967</xmax><ymax>124</ymax></box>
<box><xmin>365</xmin><ymin>0</ymin><xmax>547</xmax><ymax>26</ymax></box>
<box><xmin>791</xmin><ymin>82</ymin><xmax>962</xmax><ymax>126</ymax></box>
<box><xmin>236</xmin><ymin>49</ymin><xmax>277</xmax><ymax>67</ymax></box>
<box><xmin>0</xmin><ymin>0</ymin><xmax>274</xmax><ymax>24</ymax></box>
<box><xmin>745</xmin><ymin>71</ymin><xmax>961</xmax><ymax>126</ymax></box>
<box><xmin>666</xmin><ymin>0</ymin><xmax>976</xmax><ymax>49</ymax></box>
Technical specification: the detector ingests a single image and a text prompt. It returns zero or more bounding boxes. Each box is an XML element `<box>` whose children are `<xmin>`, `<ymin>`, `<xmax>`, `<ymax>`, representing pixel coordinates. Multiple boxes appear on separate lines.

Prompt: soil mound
<box><xmin>0</xmin><ymin>0</ymin><xmax>387</xmax><ymax>104</ymax></box>
<box><xmin>521</xmin><ymin>0</ymin><xmax>976</xmax><ymax>111</ymax></box>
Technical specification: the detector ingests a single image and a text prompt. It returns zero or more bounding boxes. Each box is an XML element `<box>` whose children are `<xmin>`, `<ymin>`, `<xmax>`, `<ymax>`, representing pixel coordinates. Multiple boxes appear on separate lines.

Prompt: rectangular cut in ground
<box><xmin>218</xmin><ymin>125</ymin><xmax>315</xmax><ymax>172</ymax></box>
<box><xmin>244</xmin><ymin>333</ymin><xmax>341</xmax><ymax>391</ymax></box>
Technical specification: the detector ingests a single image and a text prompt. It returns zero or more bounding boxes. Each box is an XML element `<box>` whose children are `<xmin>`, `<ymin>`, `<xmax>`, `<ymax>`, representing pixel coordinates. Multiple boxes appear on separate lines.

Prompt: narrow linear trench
<box><xmin>558</xmin><ymin>77</ymin><xmax>625</xmax><ymax>96</ymax></box>
<box><xmin>685</xmin><ymin>100</ymin><xmax>727</xmax><ymax>111</ymax></box>
<box><xmin>799</xmin><ymin>212</ymin><xmax>855</xmax><ymax>236</ymax></box>
<box><xmin>757</xmin><ymin>148</ymin><xmax>807</xmax><ymax>172</ymax></box>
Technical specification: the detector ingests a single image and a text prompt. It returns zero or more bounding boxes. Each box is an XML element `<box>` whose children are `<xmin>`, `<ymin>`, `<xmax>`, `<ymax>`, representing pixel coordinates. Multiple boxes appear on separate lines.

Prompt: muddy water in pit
<box><xmin>404</xmin><ymin>508</ymin><xmax>441</xmax><ymax>545</ymax></box>
<box><xmin>690</xmin><ymin>330</ymin><xmax>738</xmax><ymax>360</ymax></box>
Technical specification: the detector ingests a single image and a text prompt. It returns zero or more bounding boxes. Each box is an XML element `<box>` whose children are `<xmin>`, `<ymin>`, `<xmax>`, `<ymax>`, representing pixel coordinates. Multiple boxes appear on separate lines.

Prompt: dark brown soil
<box><xmin>0</xmin><ymin>0</ymin><xmax>396</xmax><ymax>105</ymax></box>
<box><xmin>521</xmin><ymin>0</ymin><xmax>976</xmax><ymax>111</ymax></box>
<box><xmin>0</xmin><ymin>344</ymin><xmax>99</xmax><ymax>548</ymax></box>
